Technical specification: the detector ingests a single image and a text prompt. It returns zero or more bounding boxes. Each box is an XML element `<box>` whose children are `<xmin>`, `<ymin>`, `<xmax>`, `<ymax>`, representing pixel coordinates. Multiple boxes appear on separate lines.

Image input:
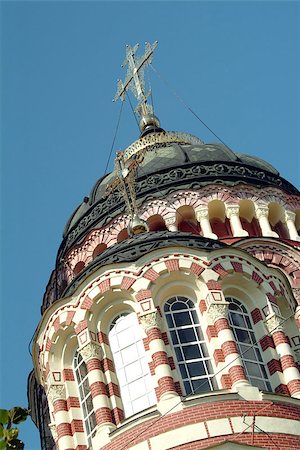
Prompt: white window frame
<box><xmin>164</xmin><ymin>295</ymin><xmax>217</xmax><ymax>396</ymax></box>
<box><xmin>108</xmin><ymin>312</ymin><xmax>156</xmax><ymax>418</ymax></box>
<box><xmin>73</xmin><ymin>351</ymin><xmax>97</xmax><ymax>446</ymax></box>
<box><xmin>226</xmin><ymin>296</ymin><xmax>271</xmax><ymax>391</ymax></box>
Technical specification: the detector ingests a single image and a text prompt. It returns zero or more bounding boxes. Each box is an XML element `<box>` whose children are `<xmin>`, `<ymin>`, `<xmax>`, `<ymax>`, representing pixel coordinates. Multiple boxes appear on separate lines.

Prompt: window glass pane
<box><xmin>170</xmin><ymin>330</ymin><xmax>178</xmax><ymax>344</ymax></box>
<box><xmin>236</xmin><ymin>328</ymin><xmax>251</xmax><ymax>343</ymax></box>
<box><xmin>109</xmin><ymin>312</ymin><xmax>156</xmax><ymax>418</ymax></box>
<box><xmin>171</xmin><ymin>301</ymin><xmax>187</xmax><ymax>311</ymax></box>
<box><xmin>192</xmin><ymin>378</ymin><xmax>210</xmax><ymax>394</ymax></box>
<box><xmin>164</xmin><ymin>296</ymin><xmax>215</xmax><ymax>396</ymax></box>
<box><xmin>187</xmin><ymin>361</ymin><xmax>205</xmax><ymax>377</ymax></box>
<box><xmin>183</xmin><ymin>344</ymin><xmax>201</xmax><ymax>360</ymax></box>
<box><xmin>165</xmin><ymin>314</ymin><xmax>174</xmax><ymax>328</ymax></box>
<box><xmin>174</xmin><ymin>311</ymin><xmax>191</xmax><ymax>327</ymax></box>
<box><xmin>230</xmin><ymin>312</ymin><xmax>246</xmax><ymax>328</ymax></box>
<box><xmin>178</xmin><ymin>328</ymin><xmax>196</xmax><ymax>343</ymax></box>
<box><xmin>227</xmin><ymin>297</ymin><xmax>270</xmax><ymax>392</ymax></box>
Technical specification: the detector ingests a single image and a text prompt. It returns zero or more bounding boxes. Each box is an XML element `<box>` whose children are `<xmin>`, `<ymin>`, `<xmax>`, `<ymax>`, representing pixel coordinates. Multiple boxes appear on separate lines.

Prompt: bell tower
<box><xmin>28</xmin><ymin>42</ymin><xmax>300</xmax><ymax>450</ymax></box>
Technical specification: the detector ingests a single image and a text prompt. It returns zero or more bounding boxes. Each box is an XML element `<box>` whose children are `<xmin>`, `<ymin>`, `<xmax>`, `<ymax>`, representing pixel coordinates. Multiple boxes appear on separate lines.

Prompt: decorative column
<box><xmin>165</xmin><ymin>216</ymin><xmax>178</xmax><ymax>232</ymax></box>
<box><xmin>195</xmin><ymin>206</ymin><xmax>218</xmax><ymax>239</ymax></box>
<box><xmin>206</xmin><ymin>293</ymin><xmax>249</xmax><ymax>389</ymax></box>
<box><xmin>48</xmin><ymin>384</ymin><xmax>75</xmax><ymax>449</ymax></box>
<box><xmin>255</xmin><ymin>206</ymin><xmax>278</xmax><ymax>238</ymax></box>
<box><xmin>225</xmin><ymin>205</ymin><xmax>248</xmax><ymax>237</ymax></box>
<box><xmin>285</xmin><ymin>211</ymin><xmax>300</xmax><ymax>241</ymax></box>
<box><xmin>78</xmin><ymin>341</ymin><xmax>116</xmax><ymax>441</ymax></box>
<box><xmin>265</xmin><ymin>312</ymin><xmax>300</xmax><ymax>398</ymax></box>
<box><xmin>140</xmin><ymin>310</ymin><xmax>179</xmax><ymax>403</ymax></box>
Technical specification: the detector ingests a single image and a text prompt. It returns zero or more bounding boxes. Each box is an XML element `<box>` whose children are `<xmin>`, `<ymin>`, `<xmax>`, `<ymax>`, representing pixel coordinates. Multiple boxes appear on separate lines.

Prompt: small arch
<box><xmin>117</xmin><ymin>228</ymin><xmax>129</xmax><ymax>243</ymax></box>
<box><xmin>239</xmin><ymin>200</ymin><xmax>261</xmax><ymax>236</ymax></box>
<box><xmin>208</xmin><ymin>200</ymin><xmax>232</xmax><ymax>238</ymax></box>
<box><xmin>92</xmin><ymin>243</ymin><xmax>107</xmax><ymax>259</ymax></box>
<box><xmin>147</xmin><ymin>214</ymin><xmax>167</xmax><ymax>232</ymax></box>
<box><xmin>177</xmin><ymin>205</ymin><xmax>200</xmax><ymax>235</ymax></box>
<box><xmin>268</xmin><ymin>203</ymin><xmax>288</xmax><ymax>238</ymax></box>
<box><xmin>295</xmin><ymin>209</ymin><xmax>300</xmax><ymax>234</ymax></box>
<box><xmin>73</xmin><ymin>261</ymin><xmax>85</xmax><ymax>276</ymax></box>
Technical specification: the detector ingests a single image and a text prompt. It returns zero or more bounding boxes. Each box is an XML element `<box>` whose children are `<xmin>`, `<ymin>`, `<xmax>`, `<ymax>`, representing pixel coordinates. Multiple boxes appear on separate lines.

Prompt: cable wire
<box><xmin>150</xmin><ymin>63</ymin><xmax>234</xmax><ymax>152</ymax></box>
<box><xmin>119</xmin><ymin>309</ymin><xmax>296</xmax><ymax>450</ymax></box>
<box><xmin>103</xmin><ymin>100</ymin><xmax>124</xmax><ymax>176</ymax></box>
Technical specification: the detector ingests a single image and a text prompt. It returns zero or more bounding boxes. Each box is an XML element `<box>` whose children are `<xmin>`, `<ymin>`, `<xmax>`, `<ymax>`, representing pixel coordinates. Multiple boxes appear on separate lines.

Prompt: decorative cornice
<box><xmin>60</xmin><ymin>161</ymin><xmax>298</xmax><ymax>254</ymax></box>
<box><xmin>140</xmin><ymin>311</ymin><xmax>162</xmax><ymax>333</ymax></box>
<box><xmin>79</xmin><ymin>342</ymin><xmax>102</xmax><ymax>361</ymax></box>
<box><xmin>47</xmin><ymin>384</ymin><xmax>66</xmax><ymax>403</ymax></box>
<box><xmin>62</xmin><ymin>232</ymin><xmax>225</xmax><ymax>297</ymax></box>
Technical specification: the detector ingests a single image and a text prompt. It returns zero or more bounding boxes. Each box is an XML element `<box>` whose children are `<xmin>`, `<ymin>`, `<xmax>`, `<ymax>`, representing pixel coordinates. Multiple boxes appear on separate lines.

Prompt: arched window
<box><xmin>73</xmin><ymin>352</ymin><xmax>96</xmax><ymax>446</ymax></box>
<box><xmin>227</xmin><ymin>297</ymin><xmax>271</xmax><ymax>391</ymax></box>
<box><xmin>164</xmin><ymin>296</ymin><xmax>216</xmax><ymax>395</ymax></box>
<box><xmin>109</xmin><ymin>312</ymin><xmax>156</xmax><ymax>418</ymax></box>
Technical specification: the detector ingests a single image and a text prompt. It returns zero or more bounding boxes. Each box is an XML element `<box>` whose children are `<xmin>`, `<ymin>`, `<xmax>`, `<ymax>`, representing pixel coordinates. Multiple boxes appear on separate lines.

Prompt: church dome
<box><xmin>63</xmin><ymin>135</ymin><xmax>298</xmax><ymax>239</ymax></box>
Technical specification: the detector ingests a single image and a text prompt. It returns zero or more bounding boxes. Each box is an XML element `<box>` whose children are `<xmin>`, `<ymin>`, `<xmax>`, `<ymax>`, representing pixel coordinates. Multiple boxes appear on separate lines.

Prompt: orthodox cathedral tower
<box><xmin>28</xmin><ymin>42</ymin><xmax>300</xmax><ymax>450</ymax></box>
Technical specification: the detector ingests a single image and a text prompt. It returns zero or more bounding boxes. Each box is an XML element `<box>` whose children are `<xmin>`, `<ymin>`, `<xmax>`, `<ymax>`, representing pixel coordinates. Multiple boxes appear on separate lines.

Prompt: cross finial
<box><xmin>114</xmin><ymin>41</ymin><xmax>158</xmax><ymax>120</ymax></box>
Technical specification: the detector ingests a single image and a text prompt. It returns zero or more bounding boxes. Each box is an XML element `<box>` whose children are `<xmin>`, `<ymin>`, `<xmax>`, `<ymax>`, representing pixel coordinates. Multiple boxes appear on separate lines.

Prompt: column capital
<box><xmin>225</xmin><ymin>204</ymin><xmax>240</xmax><ymax>219</ymax></box>
<box><xmin>140</xmin><ymin>310</ymin><xmax>162</xmax><ymax>334</ymax></box>
<box><xmin>47</xmin><ymin>384</ymin><xmax>66</xmax><ymax>403</ymax></box>
<box><xmin>206</xmin><ymin>302</ymin><xmax>229</xmax><ymax>324</ymax></box>
<box><xmin>255</xmin><ymin>205</ymin><xmax>269</xmax><ymax>219</ymax></box>
<box><xmin>264</xmin><ymin>312</ymin><xmax>284</xmax><ymax>334</ymax></box>
<box><xmin>165</xmin><ymin>215</ymin><xmax>176</xmax><ymax>226</ymax></box>
<box><xmin>195</xmin><ymin>205</ymin><xmax>209</xmax><ymax>221</ymax></box>
<box><xmin>285</xmin><ymin>210</ymin><xmax>296</xmax><ymax>222</ymax></box>
<box><xmin>79</xmin><ymin>341</ymin><xmax>102</xmax><ymax>362</ymax></box>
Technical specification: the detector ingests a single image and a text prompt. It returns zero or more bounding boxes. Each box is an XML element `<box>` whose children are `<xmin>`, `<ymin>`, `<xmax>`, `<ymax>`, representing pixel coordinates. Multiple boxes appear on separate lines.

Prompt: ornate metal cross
<box><xmin>114</xmin><ymin>41</ymin><xmax>158</xmax><ymax>116</ymax></box>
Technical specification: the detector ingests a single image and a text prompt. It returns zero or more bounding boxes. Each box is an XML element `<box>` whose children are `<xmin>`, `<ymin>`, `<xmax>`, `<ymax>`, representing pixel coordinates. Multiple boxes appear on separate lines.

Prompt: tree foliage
<box><xmin>0</xmin><ymin>407</ymin><xmax>29</xmax><ymax>449</ymax></box>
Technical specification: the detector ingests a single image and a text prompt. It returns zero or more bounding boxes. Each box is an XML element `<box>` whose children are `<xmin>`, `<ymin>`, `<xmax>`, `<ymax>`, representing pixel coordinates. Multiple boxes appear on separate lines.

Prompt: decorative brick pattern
<box><xmin>143</xmin><ymin>268</ymin><xmax>160</xmax><ymax>281</ymax></box>
<box><xmin>252</xmin><ymin>271</ymin><xmax>263</xmax><ymax>284</ymax></box>
<box><xmin>97</xmin><ymin>331</ymin><xmax>109</xmax><ymax>345</ymax></box>
<box><xmin>81</xmin><ymin>296</ymin><xmax>93</xmax><ymax>310</ymax></box>
<box><xmin>231</xmin><ymin>261</ymin><xmax>243</xmax><ymax>273</ymax></box>
<box><xmin>267</xmin><ymin>358</ymin><xmax>282</xmax><ymax>375</ymax></box>
<box><xmin>212</xmin><ymin>264</ymin><xmax>228</xmax><ymax>278</ymax></box>
<box><xmin>190</xmin><ymin>262</ymin><xmax>204</xmax><ymax>276</ymax></box>
<box><xmin>98</xmin><ymin>279</ymin><xmax>111</xmax><ymax>293</ymax></box>
<box><xmin>213</xmin><ymin>349</ymin><xmax>225</xmax><ymax>365</ymax></box>
<box><xmin>251</xmin><ymin>308</ymin><xmax>263</xmax><ymax>324</ymax></box>
<box><xmin>136</xmin><ymin>289</ymin><xmax>152</xmax><ymax>301</ymax></box>
<box><xmin>206</xmin><ymin>325</ymin><xmax>217</xmax><ymax>341</ymax></box>
<box><xmin>198</xmin><ymin>299</ymin><xmax>207</xmax><ymax>314</ymax></box>
<box><xmin>165</xmin><ymin>259</ymin><xmax>180</xmax><ymax>272</ymax></box>
<box><xmin>259</xmin><ymin>335</ymin><xmax>275</xmax><ymax>351</ymax></box>
<box><xmin>95</xmin><ymin>407</ymin><xmax>113</xmax><ymax>426</ymax></box>
<box><xmin>63</xmin><ymin>368</ymin><xmax>75</xmax><ymax>381</ymax></box>
<box><xmin>120</xmin><ymin>276</ymin><xmax>135</xmax><ymax>290</ymax></box>
<box><xmin>75</xmin><ymin>320</ymin><xmax>88</xmax><ymax>335</ymax></box>
<box><xmin>206</xmin><ymin>280</ymin><xmax>222</xmax><ymax>290</ymax></box>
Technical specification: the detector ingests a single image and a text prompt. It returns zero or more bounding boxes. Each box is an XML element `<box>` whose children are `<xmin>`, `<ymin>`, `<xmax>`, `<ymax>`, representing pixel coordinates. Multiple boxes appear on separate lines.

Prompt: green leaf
<box><xmin>9</xmin><ymin>408</ymin><xmax>28</xmax><ymax>425</ymax></box>
<box><xmin>0</xmin><ymin>424</ymin><xmax>4</xmax><ymax>439</ymax></box>
<box><xmin>0</xmin><ymin>440</ymin><xmax>6</xmax><ymax>450</ymax></box>
<box><xmin>0</xmin><ymin>410</ymin><xmax>9</xmax><ymax>426</ymax></box>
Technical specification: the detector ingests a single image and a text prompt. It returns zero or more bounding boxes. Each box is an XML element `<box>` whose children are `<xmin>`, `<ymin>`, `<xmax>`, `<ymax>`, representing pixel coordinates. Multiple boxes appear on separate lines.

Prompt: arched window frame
<box><xmin>73</xmin><ymin>351</ymin><xmax>97</xmax><ymax>446</ymax></box>
<box><xmin>226</xmin><ymin>296</ymin><xmax>272</xmax><ymax>391</ymax></box>
<box><xmin>108</xmin><ymin>311</ymin><xmax>156</xmax><ymax>418</ymax></box>
<box><xmin>164</xmin><ymin>295</ymin><xmax>217</xmax><ymax>396</ymax></box>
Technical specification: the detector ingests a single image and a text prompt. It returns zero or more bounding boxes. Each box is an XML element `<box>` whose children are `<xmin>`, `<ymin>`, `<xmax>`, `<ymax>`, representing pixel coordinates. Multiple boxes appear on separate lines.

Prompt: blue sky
<box><xmin>1</xmin><ymin>1</ymin><xmax>299</xmax><ymax>448</ymax></box>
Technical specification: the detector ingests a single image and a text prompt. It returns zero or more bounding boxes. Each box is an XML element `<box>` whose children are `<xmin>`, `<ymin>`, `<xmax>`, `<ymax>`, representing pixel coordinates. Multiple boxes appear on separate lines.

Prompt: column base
<box><xmin>93</xmin><ymin>423</ymin><xmax>116</xmax><ymax>447</ymax></box>
<box><xmin>263</xmin><ymin>231</ymin><xmax>279</xmax><ymax>238</ymax></box>
<box><xmin>203</xmin><ymin>232</ymin><xmax>218</xmax><ymax>240</ymax></box>
<box><xmin>233</xmin><ymin>230</ymin><xmax>249</xmax><ymax>237</ymax></box>
<box><xmin>157</xmin><ymin>391</ymin><xmax>182</xmax><ymax>415</ymax></box>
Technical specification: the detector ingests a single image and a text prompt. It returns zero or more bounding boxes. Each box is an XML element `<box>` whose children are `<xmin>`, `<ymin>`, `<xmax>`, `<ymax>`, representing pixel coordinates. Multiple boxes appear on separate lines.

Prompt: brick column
<box><xmin>206</xmin><ymin>301</ymin><xmax>249</xmax><ymax>388</ymax></box>
<box><xmin>48</xmin><ymin>384</ymin><xmax>75</xmax><ymax>449</ymax></box>
<box><xmin>140</xmin><ymin>310</ymin><xmax>179</xmax><ymax>401</ymax></box>
<box><xmin>225</xmin><ymin>205</ymin><xmax>248</xmax><ymax>237</ymax></box>
<box><xmin>79</xmin><ymin>342</ymin><xmax>116</xmax><ymax>439</ymax></box>
<box><xmin>265</xmin><ymin>312</ymin><xmax>300</xmax><ymax>398</ymax></box>
<box><xmin>255</xmin><ymin>205</ymin><xmax>278</xmax><ymax>238</ymax></box>
<box><xmin>285</xmin><ymin>211</ymin><xmax>300</xmax><ymax>242</ymax></box>
<box><xmin>195</xmin><ymin>206</ymin><xmax>218</xmax><ymax>239</ymax></box>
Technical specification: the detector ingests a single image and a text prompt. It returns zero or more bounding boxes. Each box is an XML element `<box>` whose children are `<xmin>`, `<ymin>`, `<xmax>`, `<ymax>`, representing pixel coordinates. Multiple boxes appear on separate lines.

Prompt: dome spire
<box><xmin>114</xmin><ymin>41</ymin><xmax>160</xmax><ymax>133</ymax></box>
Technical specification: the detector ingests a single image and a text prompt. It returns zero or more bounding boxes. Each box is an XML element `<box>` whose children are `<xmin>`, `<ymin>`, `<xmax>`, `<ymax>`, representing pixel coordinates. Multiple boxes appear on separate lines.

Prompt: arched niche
<box><xmin>239</xmin><ymin>200</ymin><xmax>261</xmax><ymax>236</ymax></box>
<box><xmin>147</xmin><ymin>214</ymin><xmax>167</xmax><ymax>232</ymax></box>
<box><xmin>92</xmin><ymin>243</ymin><xmax>107</xmax><ymax>259</ymax></box>
<box><xmin>269</xmin><ymin>202</ymin><xmax>288</xmax><ymax>238</ymax></box>
<box><xmin>176</xmin><ymin>205</ymin><xmax>200</xmax><ymax>234</ymax></box>
<box><xmin>208</xmin><ymin>200</ymin><xmax>231</xmax><ymax>238</ymax></box>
